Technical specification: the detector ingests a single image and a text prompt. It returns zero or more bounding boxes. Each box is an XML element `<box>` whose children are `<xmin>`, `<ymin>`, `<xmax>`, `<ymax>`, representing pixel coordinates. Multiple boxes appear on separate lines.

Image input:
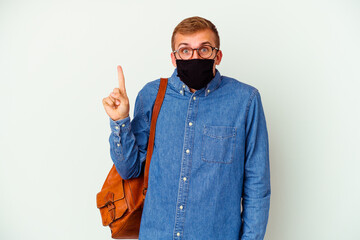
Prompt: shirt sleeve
<box><xmin>108</xmin><ymin>91</ymin><xmax>150</xmax><ymax>180</ymax></box>
<box><xmin>240</xmin><ymin>89</ymin><xmax>271</xmax><ymax>240</ymax></box>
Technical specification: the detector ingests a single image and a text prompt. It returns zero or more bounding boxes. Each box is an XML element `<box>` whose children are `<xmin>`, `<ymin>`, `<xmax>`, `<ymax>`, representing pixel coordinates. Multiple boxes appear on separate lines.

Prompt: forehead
<box><xmin>174</xmin><ymin>29</ymin><xmax>216</xmax><ymax>49</ymax></box>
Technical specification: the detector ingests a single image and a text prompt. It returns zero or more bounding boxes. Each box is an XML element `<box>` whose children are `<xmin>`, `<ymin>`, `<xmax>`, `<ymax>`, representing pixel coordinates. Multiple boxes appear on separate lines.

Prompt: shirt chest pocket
<box><xmin>201</xmin><ymin>125</ymin><xmax>237</xmax><ymax>164</ymax></box>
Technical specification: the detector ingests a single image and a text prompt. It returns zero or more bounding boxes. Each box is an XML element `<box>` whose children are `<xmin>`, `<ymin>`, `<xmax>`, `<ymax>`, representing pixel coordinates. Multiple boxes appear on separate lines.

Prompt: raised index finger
<box><xmin>117</xmin><ymin>65</ymin><xmax>126</xmax><ymax>92</ymax></box>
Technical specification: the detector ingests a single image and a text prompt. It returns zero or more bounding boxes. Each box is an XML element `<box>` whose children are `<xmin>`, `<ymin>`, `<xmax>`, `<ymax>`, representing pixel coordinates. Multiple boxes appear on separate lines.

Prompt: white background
<box><xmin>1</xmin><ymin>0</ymin><xmax>359</xmax><ymax>239</ymax></box>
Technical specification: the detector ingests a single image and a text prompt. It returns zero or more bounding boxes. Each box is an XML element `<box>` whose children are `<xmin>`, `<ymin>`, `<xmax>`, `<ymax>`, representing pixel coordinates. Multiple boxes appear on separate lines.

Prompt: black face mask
<box><xmin>176</xmin><ymin>59</ymin><xmax>215</xmax><ymax>90</ymax></box>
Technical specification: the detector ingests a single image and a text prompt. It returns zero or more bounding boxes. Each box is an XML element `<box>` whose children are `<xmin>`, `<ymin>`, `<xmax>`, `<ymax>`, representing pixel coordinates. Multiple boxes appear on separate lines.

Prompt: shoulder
<box><xmin>139</xmin><ymin>79</ymin><xmax>160</xmax><ymax>98</ymax></box>
<box><xmin>139</xmin><ymin>78</ymin><xmax>160</xmax><ymax>94</ymax></box>
<box><xmin>220</xmin><ymin>75</ymin><xmax>259</xmax><ymax>100</ymax></box>
<box><xmin>136</xmin><ymin>78</ymin><xmax>161</xmax><ymax>108</ymax></box>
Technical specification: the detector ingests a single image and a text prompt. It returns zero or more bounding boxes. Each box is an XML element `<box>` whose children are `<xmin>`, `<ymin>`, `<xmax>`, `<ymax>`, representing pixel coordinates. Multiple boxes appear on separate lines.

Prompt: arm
<box><xmin>240</xmin><ymin>89</ymin><xmax>271</xmax><ymax>240</ymax></box>
<box><xmin>109</xmin><ymin>91</ymin><xmax>150</xmax><ymax>180</ymax></box>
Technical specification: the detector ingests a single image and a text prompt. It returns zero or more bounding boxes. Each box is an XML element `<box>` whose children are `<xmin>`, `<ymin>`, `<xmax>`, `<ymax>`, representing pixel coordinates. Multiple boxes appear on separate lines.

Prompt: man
<box><xmin>102</xmin><ymin>16</ymin><xmax>270</xmax><ymax>240</ymax></box>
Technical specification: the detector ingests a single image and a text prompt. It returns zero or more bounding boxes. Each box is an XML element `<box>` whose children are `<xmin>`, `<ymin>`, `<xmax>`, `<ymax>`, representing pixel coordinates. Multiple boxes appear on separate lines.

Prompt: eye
<box><xmin>200</xmin><ymin>46</ymin><xmax>210</xmax><ymax>53</ymax></box>
<box><xmin>180</xmin><ymin>48</ymin><xmax>191</xmax><ymax>54</ymax></box>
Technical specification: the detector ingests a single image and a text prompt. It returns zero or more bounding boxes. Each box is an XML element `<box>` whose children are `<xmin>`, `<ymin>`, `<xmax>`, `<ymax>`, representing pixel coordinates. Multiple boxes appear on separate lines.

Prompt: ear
<box><xmin>215</xmin><ymin>50</ymin><xmax>223</xmax><ymax>65</ymax></box>
<box><xmin>171</xmin><ymin>52</ymin><xmax>177</xmax><ymax>67</ymax></box>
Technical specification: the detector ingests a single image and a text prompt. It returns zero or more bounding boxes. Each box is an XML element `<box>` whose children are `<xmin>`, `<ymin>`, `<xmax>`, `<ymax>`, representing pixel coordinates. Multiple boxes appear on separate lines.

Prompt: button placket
<box><xmin>173</xmin><ymin>93</ymin><xmax>199</xmax><ymax>239</ymax></box>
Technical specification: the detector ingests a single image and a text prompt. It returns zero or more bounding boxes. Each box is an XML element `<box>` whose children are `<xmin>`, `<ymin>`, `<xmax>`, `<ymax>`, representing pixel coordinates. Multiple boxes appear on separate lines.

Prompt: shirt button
<box><xmin>115</xmin><ymin>126</ymin><xmax>119</xmax><ymax>130</ymax></box>
<box><xmin>182</xmin><ymin>84</ymin><xmax>185</xmax><ymax>88</ymax></box>
<box><xmin>177</xmin><ymin>232</ymin><xmax>180</xmax><ymax>237</ymax></box>
<box><xmin>183</xmin><ymin>177</ymin><xmax>187</xmax><ymax>181</ymax></box>
<box><xmin>121</xmin><ymin>124</ymin><xmax>125</xmax><ymax>127</ymax></box>
<box><xmin>179</xmin><ymin>205</ymin><xmax>183</xmax><ymax>210</ymax></box>
<box><xmin>188</xmin><ymin>122</ymin><xmax>193</xmax><ymax>126</ymax></box>
<box><xmin>186</xmin><ymin>149</ymin><xmax>190</xmax><ymax>154</ymax></box>
<box><xmin>117</xmin><ymin>143</ymin><xmax>120</xmax><ymax>147</ymax></box>
<box><xmin>193</xmin><ymin>96</ymin><xmax>196</xmax><ymax>100</ymax></box>
<box><xmin>180</xmin><ymin>90</ymin><xmax>183</xmax><ymax>94</ymax></box>
<box><xmin>207</xmin><ymin>89</ymin><xmax>210</xmax><ymax>93</ymax></box>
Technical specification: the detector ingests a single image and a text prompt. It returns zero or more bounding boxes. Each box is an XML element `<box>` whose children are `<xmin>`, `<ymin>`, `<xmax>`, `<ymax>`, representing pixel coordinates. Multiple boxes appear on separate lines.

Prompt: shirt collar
<box><xmin>168</xmin><ymin>68</ymin><xmax>222</xmax><ymax>97</ymax></box>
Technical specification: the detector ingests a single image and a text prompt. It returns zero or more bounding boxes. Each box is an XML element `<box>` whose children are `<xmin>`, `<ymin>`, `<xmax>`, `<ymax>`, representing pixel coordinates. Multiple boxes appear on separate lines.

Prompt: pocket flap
<box><xmin>96</xmin><ymin>178</ymin><xmax>127</xmax><ymax>226</ymax></box>
<box><xmin>96</xmin><ymin>191</ymin><xmax>115</xmax><ymax>208</ymax></box>
<box><xmin>97</xmin><ymin>197</ymin><xmax>128</xmax><ymax>226</ymax></box>
<box><xmin>203</xmin><ymin>125</ymin><xmax>236</xmax><ymax>138</ymax></box>
<box><xmin>97</xmin><ymin>179</ymin><xmax>125</xmax><ymax>209</ymax></box>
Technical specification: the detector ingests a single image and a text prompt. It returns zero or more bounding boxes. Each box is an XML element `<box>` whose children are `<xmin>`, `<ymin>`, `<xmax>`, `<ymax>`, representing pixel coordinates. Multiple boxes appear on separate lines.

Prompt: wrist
<box><xmin>112</xmin><ymin>114</ymin><xmax>129</xmax><ymax>122</ymax></box>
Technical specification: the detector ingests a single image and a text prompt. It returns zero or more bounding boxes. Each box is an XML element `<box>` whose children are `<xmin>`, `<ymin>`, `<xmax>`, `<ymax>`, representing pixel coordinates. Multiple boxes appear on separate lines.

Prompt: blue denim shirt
<box><xmin>108</xmin><ymin>68</ymin><xmax>270</xmax><ymax>240</ymax></box>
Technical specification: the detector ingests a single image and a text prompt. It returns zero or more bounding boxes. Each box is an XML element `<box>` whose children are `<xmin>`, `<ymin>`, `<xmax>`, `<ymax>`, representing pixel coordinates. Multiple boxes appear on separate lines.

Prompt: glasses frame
<box><xmin>173</xmin><ymin>45</ymin><xmax>219</xmax><ymax>60</ymax></box>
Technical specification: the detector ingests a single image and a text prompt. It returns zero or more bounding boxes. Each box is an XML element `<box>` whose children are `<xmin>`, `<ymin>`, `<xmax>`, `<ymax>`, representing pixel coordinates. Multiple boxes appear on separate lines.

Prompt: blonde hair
<box><xmin>171</xmin><ymin>16</ymin><xmax>220</xmax><ymax>51</ymax></box>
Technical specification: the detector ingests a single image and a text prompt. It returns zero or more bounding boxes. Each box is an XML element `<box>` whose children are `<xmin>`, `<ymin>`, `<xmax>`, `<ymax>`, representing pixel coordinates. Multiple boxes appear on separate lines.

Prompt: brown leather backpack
<box><xmin>96</xmin><ymin>78</ymin><xmax>168</xmax><ymax>239</ymax></box>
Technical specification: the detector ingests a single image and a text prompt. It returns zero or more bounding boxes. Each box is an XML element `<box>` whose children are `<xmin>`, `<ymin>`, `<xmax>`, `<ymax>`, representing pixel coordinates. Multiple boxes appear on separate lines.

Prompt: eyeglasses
<box><xmin>173</xmin><ymin>45</ymin><xmax>219</xmax><ymax>60</ymax></box>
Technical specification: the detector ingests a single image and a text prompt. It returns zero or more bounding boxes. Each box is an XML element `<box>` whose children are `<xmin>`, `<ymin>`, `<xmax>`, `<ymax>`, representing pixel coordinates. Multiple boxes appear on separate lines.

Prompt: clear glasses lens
<box><xmin>179</xmin><ymin>47</ymin><xmax>193</xmax><ymax>59</ymax></box>
<box><xmin>198</xmin><ymin>46</ymin><xmax>212</xmax><ymax>58</ymax></box>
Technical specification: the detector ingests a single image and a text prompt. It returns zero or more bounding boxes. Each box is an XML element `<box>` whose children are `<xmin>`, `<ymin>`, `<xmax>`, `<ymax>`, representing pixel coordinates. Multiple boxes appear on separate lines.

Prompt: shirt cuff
<box><xmin>109</xmin><ymin>116</ymin><xmax>131</xmax><ymax>134</ymax></box>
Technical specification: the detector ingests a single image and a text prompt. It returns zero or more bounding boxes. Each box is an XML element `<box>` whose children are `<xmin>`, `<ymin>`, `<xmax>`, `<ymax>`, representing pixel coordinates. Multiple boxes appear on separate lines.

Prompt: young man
<box><xmin>102</xmin><ymin>16</ymin><xmax>270</xmax><ymax>240</ymax></box>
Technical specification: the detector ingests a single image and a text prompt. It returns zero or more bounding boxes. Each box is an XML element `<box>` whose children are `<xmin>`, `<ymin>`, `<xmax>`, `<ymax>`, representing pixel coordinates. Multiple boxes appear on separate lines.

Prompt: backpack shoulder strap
<box><xmin>143</xmin><ymin>78</ymin><xmax>168</xmax><ymax>194</ymax></box>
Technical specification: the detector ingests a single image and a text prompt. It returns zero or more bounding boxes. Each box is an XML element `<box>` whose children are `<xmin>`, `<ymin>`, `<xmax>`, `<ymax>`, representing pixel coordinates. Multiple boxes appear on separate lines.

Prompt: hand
<box><xmin>102</xmin><ymin>65</ymin><xmax>130</xmax><ymax>121</ymax></box>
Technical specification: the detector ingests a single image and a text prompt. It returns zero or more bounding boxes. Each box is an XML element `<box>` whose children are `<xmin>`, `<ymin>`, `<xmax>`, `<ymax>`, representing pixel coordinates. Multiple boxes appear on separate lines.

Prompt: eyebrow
<box><xmin>177</xmin><ymin>41</ymin><xmax>213</xmax><ymax>48</ymax></box>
